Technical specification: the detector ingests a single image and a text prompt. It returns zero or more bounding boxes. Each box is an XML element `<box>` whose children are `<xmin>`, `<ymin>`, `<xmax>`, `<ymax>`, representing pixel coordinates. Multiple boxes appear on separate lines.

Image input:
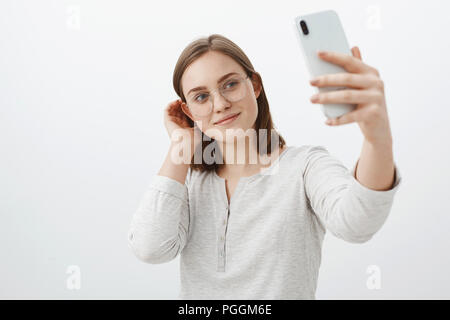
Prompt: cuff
<box><xmin>350</xmin><ymin>159</ymin><xmax>402</xmax><ymax>198</ymax></box>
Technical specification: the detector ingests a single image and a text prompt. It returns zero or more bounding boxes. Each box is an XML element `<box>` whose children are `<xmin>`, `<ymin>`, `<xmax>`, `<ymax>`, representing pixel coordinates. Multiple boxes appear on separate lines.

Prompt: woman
<box><xmin>127</xmin><ymin>34</ymin><xmax>401</xmax><ymax>299</ymax></box>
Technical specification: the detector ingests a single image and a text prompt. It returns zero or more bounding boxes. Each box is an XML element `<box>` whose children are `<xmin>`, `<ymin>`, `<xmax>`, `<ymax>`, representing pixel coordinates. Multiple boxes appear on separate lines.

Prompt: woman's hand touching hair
<box><xmin>164</xmin><ymin>99</ymin><xmax>201</xmax><ymax>160</ymax></box>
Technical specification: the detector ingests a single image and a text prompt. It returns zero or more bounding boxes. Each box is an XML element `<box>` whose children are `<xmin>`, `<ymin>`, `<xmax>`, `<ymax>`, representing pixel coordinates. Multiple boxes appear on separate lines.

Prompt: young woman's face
<box><xmin>181</xmin><ymin>51</ymin><xmax>261</xmax><ymax>143</ymax></box>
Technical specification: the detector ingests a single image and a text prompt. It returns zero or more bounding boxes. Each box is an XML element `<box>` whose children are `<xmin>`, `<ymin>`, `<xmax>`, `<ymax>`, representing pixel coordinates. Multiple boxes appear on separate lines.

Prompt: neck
<box><xmin>215</xmin><ymin>137</ymin><xmax>284</xmax><ymax>178</ymax></box>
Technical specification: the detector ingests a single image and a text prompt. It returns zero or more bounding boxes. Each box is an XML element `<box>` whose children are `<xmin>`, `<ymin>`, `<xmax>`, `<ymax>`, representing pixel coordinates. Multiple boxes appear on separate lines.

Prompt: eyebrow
<box><xmin>186</xmin><ymin>72</ymin><xmax>239</xmax><ymax>96</ymax></box>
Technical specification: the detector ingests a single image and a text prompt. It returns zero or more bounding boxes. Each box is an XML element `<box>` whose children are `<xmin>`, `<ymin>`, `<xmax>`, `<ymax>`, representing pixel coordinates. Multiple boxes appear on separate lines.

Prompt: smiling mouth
<box><xmin>215</xmin><ymin>113</ymin><xmax>241</xmax><ymax>125</ymax></box>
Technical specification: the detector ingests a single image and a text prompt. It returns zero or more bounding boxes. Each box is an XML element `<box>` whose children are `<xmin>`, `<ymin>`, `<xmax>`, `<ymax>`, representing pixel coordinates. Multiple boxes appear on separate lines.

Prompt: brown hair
<box><xmin>172</xmin><ymin>34</ymin><xmax>286</xmax><ymax>172</ymax></box>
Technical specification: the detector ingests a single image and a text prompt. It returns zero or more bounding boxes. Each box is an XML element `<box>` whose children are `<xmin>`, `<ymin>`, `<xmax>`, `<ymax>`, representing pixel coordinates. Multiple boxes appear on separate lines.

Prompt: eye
<box><xmin>194</xmin><ymin>93</ymin><xmax>208</xmax><ymax>102</ymax></box>
<box><xmin>224</xmin><ymin>80</ymin><xmax>238</xmax><ymax>89</ymax></box>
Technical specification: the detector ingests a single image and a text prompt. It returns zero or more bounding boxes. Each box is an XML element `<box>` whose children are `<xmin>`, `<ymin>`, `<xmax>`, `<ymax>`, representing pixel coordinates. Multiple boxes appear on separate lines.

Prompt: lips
<box><xmin>214</xmin><ymin>112</ymin><xmax>241</xmax><ymax>125</ymax></box>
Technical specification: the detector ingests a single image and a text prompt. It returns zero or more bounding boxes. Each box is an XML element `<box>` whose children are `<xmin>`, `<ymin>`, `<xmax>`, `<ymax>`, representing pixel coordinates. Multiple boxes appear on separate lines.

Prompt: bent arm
<box><xmin>303</xmin><ymin>145</ymin><xmax>402</xmax><ymax>243</ymax></box>
<box><xmin>127</xmin><ymin>174</ymin><xmax>190</xmax><ymax>264</ymax></box>
<box><xmin>127</xmin><ymin>142</ymin><xmax>192</xmax><ymax>264</ymax></box>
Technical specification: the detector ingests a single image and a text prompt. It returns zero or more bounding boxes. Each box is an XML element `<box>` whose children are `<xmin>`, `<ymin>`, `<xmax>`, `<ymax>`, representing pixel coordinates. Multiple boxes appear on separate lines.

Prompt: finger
<box><xmin>326</xmin><ymin>109</ymin><xmax>363</xmax><ymax>126</ymax></box>
<box><xmin>317</xmin><ymin>50</ymin><xmax>376</xmax><ymax>75</ymax></box>
<box><xmin>310</xmin><ymin>73</ymin><xmax>378</xmax><ymax>89</ymax></box>
<box><xmin>311</xmin><ymin>89</ymin><xmax>379</xmax><ymax>104</ymax></box>
<box><xmin>351</xmin><ymin>46</ymin><xmax>363</xmax><ymax>61</ymax></box>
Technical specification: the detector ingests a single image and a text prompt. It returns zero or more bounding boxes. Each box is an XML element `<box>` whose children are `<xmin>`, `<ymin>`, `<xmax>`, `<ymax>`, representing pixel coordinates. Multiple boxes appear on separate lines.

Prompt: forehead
<box><xmin>181</xmin><ymin>51</ymin><xmax>245</xmax><ymax>95</ymax></box>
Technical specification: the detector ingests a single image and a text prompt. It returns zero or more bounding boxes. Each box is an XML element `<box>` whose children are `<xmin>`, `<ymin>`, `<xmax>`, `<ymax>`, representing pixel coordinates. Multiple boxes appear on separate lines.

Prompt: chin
<box><xmin>222</xmin><ymin>127</ymin><xmax>257</xmax><ymax>144</ymax></box>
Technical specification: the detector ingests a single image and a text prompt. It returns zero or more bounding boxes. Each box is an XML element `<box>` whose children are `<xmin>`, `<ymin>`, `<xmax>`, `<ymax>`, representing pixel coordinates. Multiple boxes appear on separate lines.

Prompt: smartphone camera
<box><xmin>300</xmin><ymin>20</ymin><xmax>309</xmax><ymax>35</ymax></box>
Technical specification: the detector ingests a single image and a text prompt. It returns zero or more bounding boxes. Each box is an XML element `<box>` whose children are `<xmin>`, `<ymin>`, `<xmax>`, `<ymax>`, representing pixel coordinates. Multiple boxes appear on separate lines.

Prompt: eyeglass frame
<box><xmin>184</xmin><ymin>73</ymin><xmax>252</xmax><ymax>117</ymax></box>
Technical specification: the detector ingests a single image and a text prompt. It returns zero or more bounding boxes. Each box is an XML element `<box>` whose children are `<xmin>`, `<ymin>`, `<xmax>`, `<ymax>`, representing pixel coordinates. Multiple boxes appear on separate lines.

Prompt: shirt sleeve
<box><xmin>302</xmin><ymin>145</ymin><xmax>402</xmax><ymax>243</ymax></box>
<box><xmin>127</xmin><ymin>167</ymin><xmax>191</xmax><ymax>264</ymax></box>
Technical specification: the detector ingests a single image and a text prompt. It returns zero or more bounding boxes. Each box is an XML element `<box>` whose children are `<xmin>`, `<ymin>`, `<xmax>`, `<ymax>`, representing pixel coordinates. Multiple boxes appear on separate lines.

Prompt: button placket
<box><xmin>217</xmin><ymin>205</ymin><xmax>228</xmax><ymax>272</ymax></box>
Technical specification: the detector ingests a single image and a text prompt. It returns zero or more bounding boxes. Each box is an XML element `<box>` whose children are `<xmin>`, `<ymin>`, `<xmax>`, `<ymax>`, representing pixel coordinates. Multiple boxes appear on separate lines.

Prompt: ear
<box><xmin>251</xmin><ymin>73</ymin><xmax>262</xmax><ymax>99</ymax></box>
<box><xmin>180</xmin><ymin>101</ymin><xmax>195</xmax><ymax>122</ymax></box>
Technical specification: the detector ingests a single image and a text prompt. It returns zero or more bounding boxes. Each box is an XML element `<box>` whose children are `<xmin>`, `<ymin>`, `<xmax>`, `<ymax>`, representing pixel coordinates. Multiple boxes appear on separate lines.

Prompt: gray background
<box><xmin>1</xmin><ymin>0</ymin><xmax>449</xmax><ymax>299</ymax></box>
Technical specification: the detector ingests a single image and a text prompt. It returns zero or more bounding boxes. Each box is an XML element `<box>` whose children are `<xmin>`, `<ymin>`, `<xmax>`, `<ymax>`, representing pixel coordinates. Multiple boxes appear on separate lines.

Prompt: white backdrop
<box><xmin>1</xmin><ymin>0</ymin><xmax>449</xmax><ymax>299</ymax></box>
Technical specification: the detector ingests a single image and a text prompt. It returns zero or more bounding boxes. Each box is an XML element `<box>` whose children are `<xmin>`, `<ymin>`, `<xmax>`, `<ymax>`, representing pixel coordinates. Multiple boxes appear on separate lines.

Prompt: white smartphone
<box><xmin>293</xmin><ymin>10</ymin><xmax>357</xmax><ymax>119</ymax></box>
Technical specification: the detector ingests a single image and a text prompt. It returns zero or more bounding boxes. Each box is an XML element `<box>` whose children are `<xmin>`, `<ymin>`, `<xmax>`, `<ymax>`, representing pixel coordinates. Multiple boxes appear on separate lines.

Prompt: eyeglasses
<box><xmin>185</xmin><ymin>74</ymin><xmax>250</xmax><ymax>117</ymax></box>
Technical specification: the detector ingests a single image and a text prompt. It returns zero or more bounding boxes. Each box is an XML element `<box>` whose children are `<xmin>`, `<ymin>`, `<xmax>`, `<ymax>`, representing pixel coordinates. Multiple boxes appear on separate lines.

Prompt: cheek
<box><xmin>195</xmin><ymin>120</ymin><xmax>222</xmax><ymax>141</ymax></box>
<box><xmin>244</xmin><ymin>99</ymin><xmax>258</xmax><ymax>127</ymax></box>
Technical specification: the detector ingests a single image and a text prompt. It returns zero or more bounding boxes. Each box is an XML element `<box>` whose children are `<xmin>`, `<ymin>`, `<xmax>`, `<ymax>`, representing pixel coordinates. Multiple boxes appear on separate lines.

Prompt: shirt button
<box><xmin>223</xmin><ymin>219</ymin><xmax>226</xmax><ymax>225</ymax></box>
<box><xmin>220</xmin><ymin>236</ymin><xmax>224</xmax><ymax>241</ymax></box>
<box><xmin>129</xmin><ymin>233</ymin><xmax>133</xmax><ymax>241</ymax></box>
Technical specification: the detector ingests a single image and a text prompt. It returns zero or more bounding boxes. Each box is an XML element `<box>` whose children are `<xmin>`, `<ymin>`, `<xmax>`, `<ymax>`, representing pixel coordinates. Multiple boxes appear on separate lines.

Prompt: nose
<box><xmin>211</xmin><ymin>90</ymin><xmax>231</xmax><ymax>113</ymax></box>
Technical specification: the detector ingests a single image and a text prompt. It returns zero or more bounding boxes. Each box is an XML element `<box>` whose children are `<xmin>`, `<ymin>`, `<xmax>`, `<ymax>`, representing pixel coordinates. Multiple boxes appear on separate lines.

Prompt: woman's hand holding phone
<box><xmin>309</xmin><ymin>47</ymin><xmax>393</xmax><ymax>147</ymax></box>
<box><xmin>294</xmin><ymin>10</ymin><xmax>392</xmax><ymax>147</ymax></box>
